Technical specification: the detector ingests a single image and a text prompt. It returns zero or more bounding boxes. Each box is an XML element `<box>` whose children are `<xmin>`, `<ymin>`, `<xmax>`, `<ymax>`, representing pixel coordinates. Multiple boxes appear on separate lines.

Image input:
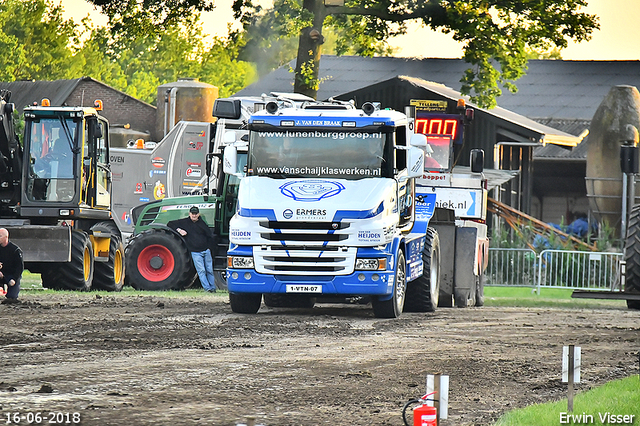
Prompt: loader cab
<box><xmin>21</xmin><ymin>104</ymin><xmax>111</xmax><ymax>219</ymax></box>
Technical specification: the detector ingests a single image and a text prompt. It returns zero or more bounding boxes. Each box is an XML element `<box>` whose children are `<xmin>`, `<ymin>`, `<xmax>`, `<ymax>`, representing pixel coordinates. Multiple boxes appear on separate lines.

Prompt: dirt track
<box><xmin>0</xmin><ymin>293</ymin><xmax>638</xmax><ymax>426</ymax></box>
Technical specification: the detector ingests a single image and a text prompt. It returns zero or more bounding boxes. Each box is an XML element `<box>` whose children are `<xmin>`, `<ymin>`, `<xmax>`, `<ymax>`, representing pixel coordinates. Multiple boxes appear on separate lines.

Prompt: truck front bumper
<box><xmin>226</xmin><ymin>268</ymin><xmax>395</xmax><ymax>296</ymax></box>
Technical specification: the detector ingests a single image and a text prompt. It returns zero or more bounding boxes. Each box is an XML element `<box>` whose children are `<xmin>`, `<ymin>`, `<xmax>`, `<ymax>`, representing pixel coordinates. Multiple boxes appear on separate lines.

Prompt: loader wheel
<box><xmin>91</xmin><ymin>222</ymin><xmax>125</xmax><ymax>292</ymax></box>
<box><xmin>43</xmin><ymin>231</ymin><xmax>94</xmax><ymax>291</ymax></box>
<box><xmin>229</xmin><ymin>292</ymin><xmax>262</xmax><ymax>314</ymax></box>
<box><xmin>125</xmin><ymin>230</ymin><xmax>196</xmax><ymax>291</ymax></box>
<box><xmin>372</xmin><ymin>250</ymin><xmax>406</xmax><ymax>318</ymax></box>
<box><xmin>405</xmin><ymin>228</ymin><xmax>440</xmax><ymax>312</ymax></box>
<box><xmin>624</xmin><ymin>204</ymin><xmax>640</xmax><ymax>310</ymax></box>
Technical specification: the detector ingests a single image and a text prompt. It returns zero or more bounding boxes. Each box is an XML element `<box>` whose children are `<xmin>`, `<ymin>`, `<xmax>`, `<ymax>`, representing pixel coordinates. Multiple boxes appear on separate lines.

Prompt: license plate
<box><xmin>285</xmin><ymin>285</ymin><xmax>322</xmax><ymax>293</ymax></box>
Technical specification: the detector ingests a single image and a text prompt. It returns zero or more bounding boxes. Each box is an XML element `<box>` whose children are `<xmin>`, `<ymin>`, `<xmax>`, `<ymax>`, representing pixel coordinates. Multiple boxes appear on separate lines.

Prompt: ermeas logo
<box><xmin>283</xmin><ymin>209</ymin><xmax>293</xmax><ymax>219</ymax></box>
<box><xmin>280</xmin><ymin>180</ymin><xmax>345</xmax><ymax>202</ymax></box>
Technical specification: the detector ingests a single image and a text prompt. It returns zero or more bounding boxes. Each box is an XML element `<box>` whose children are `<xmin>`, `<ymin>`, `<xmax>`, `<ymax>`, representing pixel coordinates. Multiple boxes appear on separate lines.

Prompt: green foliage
<box><xmin>0</xmin><ymin>0</ymin><xmax>256</xmax><ymax>106</ymax></box>
<box><xmin>0</xmin><ymin>0</ymin><xmax>84</xmax><ymax>81</ymax></box>
<box><xmin>233</xmin><ymin>0</ymin><xmax>598</xmax><ymax>105</ymax></box>
<box><xmin>493</xmin><ymin>376</ymin><xmax>640</xmax><ymax>426</ymax></box>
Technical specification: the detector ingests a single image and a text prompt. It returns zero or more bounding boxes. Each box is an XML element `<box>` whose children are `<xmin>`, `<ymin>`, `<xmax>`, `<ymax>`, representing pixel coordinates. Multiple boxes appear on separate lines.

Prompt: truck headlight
<box><xmin>227</xmin><ymin>256</ymin><xmax>254</xmax><ymax>269</ymax></box>
<box><xmin>355</xmin><ymin>258</ymin><xmax>387</xmax><ymax>271</ymax></box>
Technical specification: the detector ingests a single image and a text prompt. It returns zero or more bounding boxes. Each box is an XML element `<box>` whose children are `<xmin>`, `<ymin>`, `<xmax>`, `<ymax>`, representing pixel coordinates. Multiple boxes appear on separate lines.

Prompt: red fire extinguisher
<box><xmin>402</xmin><ymin>391</ymin><xmax>437</xmax><ymax>426</ymax></box>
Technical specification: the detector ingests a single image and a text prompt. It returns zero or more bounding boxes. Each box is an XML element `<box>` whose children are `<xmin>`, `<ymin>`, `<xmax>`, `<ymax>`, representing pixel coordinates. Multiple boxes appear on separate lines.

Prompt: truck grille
<box><xmin>254</xmin><ymin>246</ymin><xmax>356</xmax><ymax>275</ymax></box>
<box><xmin>258</xmin><ymin>221</ymin><xmax>349</xmax><ymax>244</ymax></box>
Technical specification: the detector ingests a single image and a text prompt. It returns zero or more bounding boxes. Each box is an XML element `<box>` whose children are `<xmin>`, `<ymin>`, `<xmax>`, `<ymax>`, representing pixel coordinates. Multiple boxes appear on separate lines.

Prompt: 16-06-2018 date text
<box><xmin>4</xmin><ymin>412</ymin><xmax>81</xmax><ymax>424</ymax></box>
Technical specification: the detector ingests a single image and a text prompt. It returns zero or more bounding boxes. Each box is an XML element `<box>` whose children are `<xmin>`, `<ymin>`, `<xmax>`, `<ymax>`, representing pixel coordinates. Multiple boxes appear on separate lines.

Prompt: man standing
<box><xmin>0</xmin><ymin>228</ymin><xmax>24</xmax><ymax>304</ymax></box>
<box><xmin>169</xmin><ymin>207</ymin><xmax>217</xmax><ymax>292</ymax></box>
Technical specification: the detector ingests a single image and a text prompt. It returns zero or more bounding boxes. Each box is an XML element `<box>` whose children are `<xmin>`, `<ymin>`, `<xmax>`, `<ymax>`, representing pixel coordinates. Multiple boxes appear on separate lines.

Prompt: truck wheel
<box><xmin>372</xmin><ymin>250</ymin><xmax>406</xmax><ymax>318</ymax></box>
<box><xmin>229</xmin><ymin>292</ymin><xmax>262</xmax><ymax>313</ymax></box>
<box><xmin>405</xmin><ymin>228</ymin><xmax>440</xmax><ymax>312</ymax></box>
<box><xmin>624</xmin><ymin>204</ymin><xmax>640</xmax><ymax>308</ymax></box>
<box><xmin>475</xmin><ymin>267</ymin><xmax>485</xmax><ymax>307</ymax></box>
<box><xmin>91</xmin><ymin>222</ymin><xmax>125</xmax><ymax>292</ymax></box>
<box><xmin>125</xmin><ymin>230</ymin><xmax>196</xmax><ymax>291</ymax></box>
<box><xmin>45</xmin><ymin>231</ymin><xmax>94</xmax><ymax>291</ymax></box>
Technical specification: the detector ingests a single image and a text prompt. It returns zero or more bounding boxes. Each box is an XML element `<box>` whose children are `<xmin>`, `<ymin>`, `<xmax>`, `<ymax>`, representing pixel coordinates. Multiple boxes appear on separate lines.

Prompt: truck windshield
<box><xmin>249</xmin><ymin>130</ymin><xmax>389</xmax><ymax>179</ymax></box>
<box><xmin>26</xmin><ymin>117</ymin><xmax>78</xmax><ymax>202</ymax></box>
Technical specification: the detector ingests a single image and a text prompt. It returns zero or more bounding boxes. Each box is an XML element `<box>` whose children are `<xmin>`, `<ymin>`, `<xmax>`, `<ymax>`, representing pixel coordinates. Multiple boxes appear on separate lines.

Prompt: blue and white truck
<box><xmin>223</xmin><ymin>98</ymin><xmax>487</xmax><ymax>317</ymax></box>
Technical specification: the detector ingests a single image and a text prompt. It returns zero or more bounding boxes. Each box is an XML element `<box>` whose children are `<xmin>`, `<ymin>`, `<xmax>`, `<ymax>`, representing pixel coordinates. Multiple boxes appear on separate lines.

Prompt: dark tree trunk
<box><xmin>293</xmin><ymin>0</ymin><xmax>326</xmax><ymax>99</ymax></box>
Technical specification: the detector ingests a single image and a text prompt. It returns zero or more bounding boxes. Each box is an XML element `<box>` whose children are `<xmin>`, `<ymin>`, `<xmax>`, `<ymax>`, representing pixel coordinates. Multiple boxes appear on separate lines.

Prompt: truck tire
<box><xmin>475</xmin><ymin>265</ymin><xmax>485</xmax><ymax>307</ymax></box>
<box><xmin>125</xmin><ymin>229</ymin><xmax>196</xmax><ymax>291</ymax></box>
<box><xmin>229</xmin><ymin>292</ymin><xmax>262</xmax><ymax>314</ymax></box>
<box><xmin>91</xmin><ymin>222</ymin><xmax>125</xmax><ymax>292</ymax></box>
<box><xmin>372</xmin><ymin>250</ymin><xmax>406</xmax><ymax>318</ymax></box>
<box><xmin>624</xmin><ymin>204</ymin><xmax>640</xmax><ymax>310</ymax></box>
<box><xmin>264</xmin><ymin>294</ymin><xmax>316</xmax><ymax>308</ymax></box>
<box><xmin>42</xmin><ymin>231</ymin><xmax>94</xmax><ymax>291</ymax></box>
<box><xmin>405</xmin><ymin>228</ymin><xmax>440</xmax><ymax>312</ymax></box>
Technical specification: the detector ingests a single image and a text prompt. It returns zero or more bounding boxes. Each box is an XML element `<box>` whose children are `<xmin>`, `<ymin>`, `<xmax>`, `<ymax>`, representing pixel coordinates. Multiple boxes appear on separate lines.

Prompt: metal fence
<box><xmin>487</xmin><ymin>248</ymin><xmax>624</xmax><ymax>292</ymax></box>
<box><xmin>487</xmin><ymin>248</ymin><xmax>538</xmax><ymax>287</ymax></box>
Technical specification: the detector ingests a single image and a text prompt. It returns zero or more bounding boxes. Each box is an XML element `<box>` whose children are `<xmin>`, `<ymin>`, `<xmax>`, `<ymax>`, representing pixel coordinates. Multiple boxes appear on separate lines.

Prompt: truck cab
<box><xmin>223</xmin><ymin>100</ymin><xmax>430</xmax><ymax>317</ymax></box>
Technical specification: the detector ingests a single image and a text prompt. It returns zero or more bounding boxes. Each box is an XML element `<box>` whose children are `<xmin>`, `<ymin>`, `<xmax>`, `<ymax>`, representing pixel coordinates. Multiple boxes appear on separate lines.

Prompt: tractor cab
<box><xmin>21</xmin><ymin>100</ymin><xmax>111</xmax><ymax>221</ymax></box>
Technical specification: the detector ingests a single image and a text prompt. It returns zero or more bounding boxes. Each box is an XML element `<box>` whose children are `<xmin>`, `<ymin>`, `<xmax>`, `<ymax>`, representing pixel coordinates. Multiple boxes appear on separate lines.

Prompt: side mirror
<box><xmin>470</xmin><ymin>149</ymin><xmax>484</xmax><ymax>173</ymax></box>
<box><xmin>213</xmin><ymin>99</ymin><xmax>242</xmax><ymax>119</ymax></box>
<box><xmin>223</xmin><ymin>131</ymin><xmax>236</xmax><ymax>144</ymax></box>
<box><xmin>407</xmin><ymin>146</ymin><xmax>425</xmax><ymax>178</ymax></box>
<box><xmin>93</xmin><ymin>121</ymin><xmax>103</xmax><ymax>138</ymax></box>
<box><xmin>223</xmin><ymin>145</ymin><xmax>241</xmax><ymax>176</ymax></box>
<box><xmin>409</xmin><ymin>133</ymin><xmax>427</xmax><ymax>148</ymax></box>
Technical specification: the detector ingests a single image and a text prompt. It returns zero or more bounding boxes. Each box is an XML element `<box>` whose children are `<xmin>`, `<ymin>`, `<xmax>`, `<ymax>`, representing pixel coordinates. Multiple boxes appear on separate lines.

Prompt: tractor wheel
<box><xmin>91</xmin><ymin>222</ymin><xmax>125</xmax><ymax>292</ymax></box>
<box><xmin>372</xmin><ymin>250</ymin><xmax>406</xmax><ymax>318</ymax></box>
<box><xmin>229</xmin><ymin>292</ymin><xmax>262</xmax><ymax>314</ymax></box>
<box><xmin>405</xmin><ymin>228</ymin><xmax>440</xmax><ymax>312</ymax></box>
<box><xmin>624</xmin><ymin>204</ymin><xmax>640</xmax><ymax>309</ymax></box>
<box><xmin>45</xmin><ymin>231</ymin><xmax>94</xmax><ymax>291</ymax></box>
<box><xmin>125</xmin><ymin>229</ymin><xmax>196</xmax><ymax>291</ymax></box>
<box><xmin>213</xmin><ymin>271</ymin><xmax>228</xmax><ymax>291</ymax></box>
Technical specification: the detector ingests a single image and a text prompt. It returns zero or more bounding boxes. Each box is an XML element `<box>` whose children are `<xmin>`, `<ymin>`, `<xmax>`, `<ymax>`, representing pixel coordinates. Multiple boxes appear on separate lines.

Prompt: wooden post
<box><xmin>568</xmin><ymin>345</ymin><xmax>575</xmax><ymax>412</ymax></box>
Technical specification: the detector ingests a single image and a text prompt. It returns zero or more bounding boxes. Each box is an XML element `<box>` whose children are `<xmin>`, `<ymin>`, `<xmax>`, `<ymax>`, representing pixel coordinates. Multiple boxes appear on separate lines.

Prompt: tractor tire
<box><xmin>229</xmin><ymin>292</ymin><xmax>262</xmax><ymax>314</ymax></box>
<box><xmin>624</xmin><ymin>204</ymin><xmax>640</xmax><ymax>309</ymax></box>
<box><xmin>372</xmin><ymin>250</ymin><xmax>406</xmax><ymax>318</ymax></box>
<box><xmin>214</xmin><ymin>271</ymin><xmax>228</xmax><ymax>291</ymax></box>
<box><xmin>263</xmin><ymin>294</ymin><xmax>316</xmax><ymax>308</ymax></box>
<box><xmin>405</xmin><ymin>228</ymin><xmax>440</xmax><ymax>312</ymax></box>
<box><xmin>125</xmin><ymin>229</ymin><xmax>196</xmax><ymax>291</ymax></box>
<box><xmin>43</xmin><ymin>231</ymin><xmax>94</xmax><ymax>291</ymax></box>
<box><xmin>91</xmin><ymin>222</ymin><xmax>125</xmax><ymax>292</ymax></box>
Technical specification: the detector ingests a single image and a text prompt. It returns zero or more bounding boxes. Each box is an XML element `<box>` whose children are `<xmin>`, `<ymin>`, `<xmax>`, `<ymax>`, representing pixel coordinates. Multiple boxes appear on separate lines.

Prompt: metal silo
<box><xmin>155</xmin><ymin>78</ymin><xmax>219</xmax><ymax>139</ymax></box>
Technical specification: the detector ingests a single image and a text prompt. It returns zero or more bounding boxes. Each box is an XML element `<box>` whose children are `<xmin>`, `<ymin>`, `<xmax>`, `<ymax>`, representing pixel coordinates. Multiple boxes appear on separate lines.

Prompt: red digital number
<box><xmin>415</xmin><ymin>118</ymin><xmax>458</xmax><ymax>138</ymax></box>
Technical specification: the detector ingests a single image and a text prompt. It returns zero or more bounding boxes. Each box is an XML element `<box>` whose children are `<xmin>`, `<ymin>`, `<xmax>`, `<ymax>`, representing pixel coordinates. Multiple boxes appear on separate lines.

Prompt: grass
<box><xmin>19</xmin><ymin>272</ymin><xmax>629</xmax><ymax>307</ymax></box>
<box><xmin>493</xmin><ymin>376</ymin><xmax>640</xmax><ymax>426</ymax></box>
<box><xmin>18</xmin><ymin>272</ymin><xmax>224</xmax><ymax>298</ymax></box>
<box><xmin>484</xmin><ymin>286</ymin><xmax>630</xmax><ymax>309</ymax></box>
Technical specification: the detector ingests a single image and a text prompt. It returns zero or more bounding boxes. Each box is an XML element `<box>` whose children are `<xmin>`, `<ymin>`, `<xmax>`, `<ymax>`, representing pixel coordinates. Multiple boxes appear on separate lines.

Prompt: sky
<box><xmin>59</xmin><ymin>0</ymin><xmax>640</xmax><ymax>61</ymax></box>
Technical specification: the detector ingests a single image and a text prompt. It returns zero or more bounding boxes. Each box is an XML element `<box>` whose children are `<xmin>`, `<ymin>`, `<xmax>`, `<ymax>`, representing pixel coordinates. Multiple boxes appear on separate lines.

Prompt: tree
<box><xmin>0</xmin><ymin>0</ymin><xmax>84</xmax><ymax>81</ymax></box>
<box><xmin>232</xmin><ymin>0</ymin><xmax>599</xmax><ymax>107</ymax></box>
